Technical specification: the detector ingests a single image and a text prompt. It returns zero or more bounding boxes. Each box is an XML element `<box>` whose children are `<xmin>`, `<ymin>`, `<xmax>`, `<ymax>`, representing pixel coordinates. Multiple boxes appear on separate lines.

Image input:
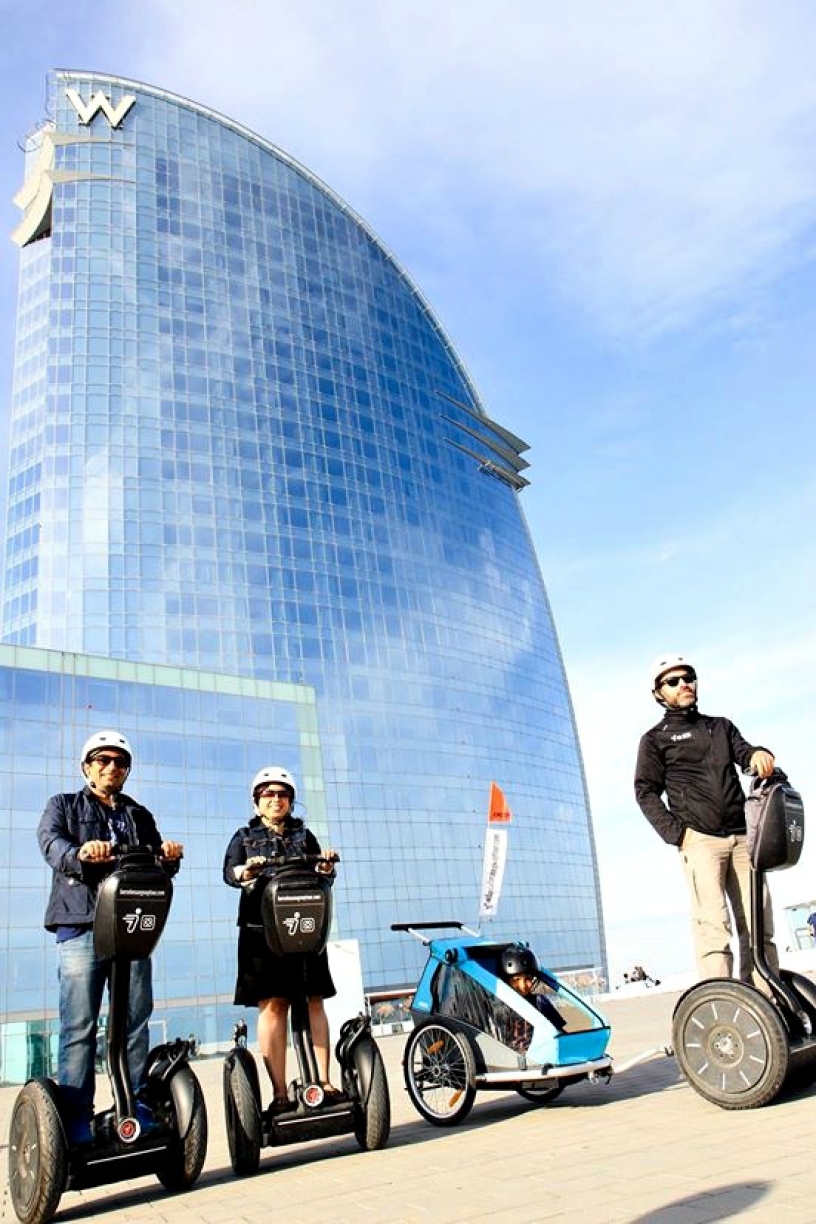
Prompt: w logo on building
<box><xmin>66</xmin><ymin>88</ymin><xmax>136</xmax><ymax>128</ymax></box>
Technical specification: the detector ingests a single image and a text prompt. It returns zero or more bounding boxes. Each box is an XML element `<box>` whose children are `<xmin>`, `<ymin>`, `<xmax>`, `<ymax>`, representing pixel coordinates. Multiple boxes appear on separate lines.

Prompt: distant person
<box><xmin>807</xmin><ymin>912</ymin><xmax>816</xmax><ymax>944</ymax></box>
<box><xmin>631</xmin><ymin>965</ymin><xmax>661</xmax><ymax>986</ymax></box>
<box><xmin>634</xmin><ymin>655</ymin><xmax>779</xmax><ymax>986</ymax></box>
<box><xmin>37</xmin><ymin>730</ymin><xmax>183</xmax><ymax>1144</ymax></box>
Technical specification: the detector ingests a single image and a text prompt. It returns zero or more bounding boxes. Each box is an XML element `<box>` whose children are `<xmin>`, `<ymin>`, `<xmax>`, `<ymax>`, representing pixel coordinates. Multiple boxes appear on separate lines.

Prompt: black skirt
<box><xmin>233</xmin><ymin>925</ymin><xmax>336</xmax><ymax>1007</ymax></box>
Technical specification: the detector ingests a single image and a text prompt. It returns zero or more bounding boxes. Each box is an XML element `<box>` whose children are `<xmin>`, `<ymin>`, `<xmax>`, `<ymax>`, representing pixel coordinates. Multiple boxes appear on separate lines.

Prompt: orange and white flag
<box><xmin>480</xmin><ymin>783</ymin><xmax>512</xmax><ymax>918</ymax></box>
<box><xmin>488</xmin><ymin>781</ymin><xmax>512</xmax><ymax>825</ymax></box>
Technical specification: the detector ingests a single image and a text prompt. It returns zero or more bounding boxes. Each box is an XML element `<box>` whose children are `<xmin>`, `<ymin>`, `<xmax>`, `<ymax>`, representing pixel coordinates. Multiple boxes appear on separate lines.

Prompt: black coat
<box><xmin>634</xmin><ymin>707</ymin><xmax>768</xmax><ymax>846</ymax></box>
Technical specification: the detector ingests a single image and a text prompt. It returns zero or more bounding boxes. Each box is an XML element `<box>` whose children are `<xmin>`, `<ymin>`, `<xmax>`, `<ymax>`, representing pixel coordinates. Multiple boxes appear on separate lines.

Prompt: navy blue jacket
<box><xmin>37</xmin><ymin>786</ymin><xmax>175</xmax><ymax>931</ymax></box>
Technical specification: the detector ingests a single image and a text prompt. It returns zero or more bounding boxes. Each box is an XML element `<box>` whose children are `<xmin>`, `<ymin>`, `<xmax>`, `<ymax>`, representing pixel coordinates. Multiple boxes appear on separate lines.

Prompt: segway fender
<box><xmin>348</xmin><ymin>1034</ymin><xmax>378</xmax><ymax>1106</ymax></box>
<box><xmin>336</xmin><ymin>1013</ymin><xmax>378</xmax><ymax>1103</ymax></box>
<box><xmin>224</xmin><ymin>1045</ymin><xmax>261</xmax><ymax>1099</ymax></box>
<box><xmin>168</xmin><ymin>1064</ymin><xmax>199</xmax><ymax>1139</ymax></box>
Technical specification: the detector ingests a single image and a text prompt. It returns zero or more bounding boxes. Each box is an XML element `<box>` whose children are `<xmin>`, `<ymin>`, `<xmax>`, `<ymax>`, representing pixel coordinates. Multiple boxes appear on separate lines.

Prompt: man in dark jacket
<box><xmin>37</xmin><ymin>730</ymin><xmax>183</xmax><ymax>1143</ymax></box>
<box><xmin>634</xmin><ymin>654</ymin><xmax>779</xmax><ymax>984</ymax></box>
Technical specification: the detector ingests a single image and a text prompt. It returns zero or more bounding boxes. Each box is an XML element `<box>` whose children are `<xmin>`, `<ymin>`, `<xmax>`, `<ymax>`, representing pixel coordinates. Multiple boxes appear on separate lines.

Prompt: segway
<box><xmin>223</xmin><ymin>852</ymin><xmax>390</xmax><ymax>1175</ymax></box>
<box><xmin>673</xmin><ymin>771</ymin><xmax>816</xmax><ymax>1108</ymax></box>
<box><xmin>8</xmin><ymin>849</ymin><xmax>208</xmax><ymax>1224</ymax></box>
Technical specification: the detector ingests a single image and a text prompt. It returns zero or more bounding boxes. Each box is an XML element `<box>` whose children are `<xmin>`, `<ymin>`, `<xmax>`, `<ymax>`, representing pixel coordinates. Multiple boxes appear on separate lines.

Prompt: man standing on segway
<box><xmin>634</xmin><ymin>655</ymin><xmax>780</xmax><ymax>986</ymax></box>
<box><xmin>37</xmin><ymin>731</ymin><xmax>184</xmax><ymax>1145</ymax></box>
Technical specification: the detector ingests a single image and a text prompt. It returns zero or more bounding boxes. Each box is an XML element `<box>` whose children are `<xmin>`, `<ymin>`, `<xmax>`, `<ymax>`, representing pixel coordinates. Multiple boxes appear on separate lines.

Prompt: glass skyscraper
<box><xmin>1</xmin><ymin>70</ymin><xmax>606</xmax><ymax>1076</ymax></box>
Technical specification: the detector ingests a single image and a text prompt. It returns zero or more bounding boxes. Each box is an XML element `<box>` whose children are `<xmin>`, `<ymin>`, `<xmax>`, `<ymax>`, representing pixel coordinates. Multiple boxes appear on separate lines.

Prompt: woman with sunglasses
<box><xmin>223</xmin><ymin>766</ymin><xmax>339</xmax><ymax>1111</ymax></box>
<box><xmin>634</xmin><ymin>654</ymin><xmax>779</xmax><ymax>987</ymax></box>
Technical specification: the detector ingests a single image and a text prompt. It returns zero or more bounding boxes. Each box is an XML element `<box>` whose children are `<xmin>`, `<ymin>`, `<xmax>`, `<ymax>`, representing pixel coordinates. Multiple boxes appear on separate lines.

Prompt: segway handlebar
<box><xmin>239</xmin><ymin>847</ymin><xmax>339</xmax><ymax>883</ymax></box>
<box><xmin>79</xmin><ymin>842</ymin><xmax>184</xmax><ymax>865</ymax></box>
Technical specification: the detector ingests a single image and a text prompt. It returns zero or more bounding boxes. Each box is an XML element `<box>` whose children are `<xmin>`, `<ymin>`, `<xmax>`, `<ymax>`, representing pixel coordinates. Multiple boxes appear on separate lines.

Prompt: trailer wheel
<box><xmin>516</xmin><ymin>1081</ymin><xmax>563</xmax><ymax>1105</ymax></box>
<box><xmin>403</xmin><ymin>1021</ymin><xmax>476</xmax><ymax>1126</ymax></box>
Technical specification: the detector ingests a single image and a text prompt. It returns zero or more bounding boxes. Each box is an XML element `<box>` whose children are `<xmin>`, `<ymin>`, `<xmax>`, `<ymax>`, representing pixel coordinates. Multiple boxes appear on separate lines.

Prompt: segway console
<box><xmin>673</xmin><ymin>771</ymin><xmax>816</xmax><ymax>1108</ymax></box>
<box><xmin>223</xmin><ymin>852</ymin><xmax>390</xmax><ymax>1176</ymax></box>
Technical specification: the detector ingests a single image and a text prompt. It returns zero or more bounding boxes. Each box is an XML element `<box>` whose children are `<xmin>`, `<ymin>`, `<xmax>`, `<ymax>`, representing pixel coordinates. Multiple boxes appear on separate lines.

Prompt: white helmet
<box><xmin>651</xmin><ymin>654</ymin><xmax>695</xmax><ymax>691</ymax></box>
<box><xmin>251</xmin><ymin>766</ymin><xmax>296</xmax><ymax>802</ymax></box>
<box><xmin>80</xmin><ymin>730</ymin><xmax>133</xmax><ymax>768</ymax></box>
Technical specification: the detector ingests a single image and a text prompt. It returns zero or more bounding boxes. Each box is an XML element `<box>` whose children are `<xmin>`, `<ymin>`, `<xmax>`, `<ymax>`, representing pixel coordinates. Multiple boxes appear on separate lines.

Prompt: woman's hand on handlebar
<box><xmin>316</xmin><ymin>849</ymin><xmax>340</xmax><ymax>875</ymax></box>
<box><xmin>161</xmin><ymin>840</ymin><xmax>184</xmax><ymax>861</ymax></box>
<box><xmin>234</xmin><ymin>855</ymin><xmax>268</xmax><ymax>883</ymax></box>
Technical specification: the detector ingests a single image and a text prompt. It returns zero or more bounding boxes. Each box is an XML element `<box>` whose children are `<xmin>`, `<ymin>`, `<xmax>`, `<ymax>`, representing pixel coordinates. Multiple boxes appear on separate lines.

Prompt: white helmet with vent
<box><xmin>80</xmin><ymin>730</ymin><xmax>133</xmax><ymax>768</ymax></box>
<box><xmin>651</xmin><ymin>654</ymin><xmax>695</xmax><ymax>691</ymax></box>
<box><xmin>251</xmin><ymin>766</ymin><xmax>296</xmax><ymax>802</ymax></box>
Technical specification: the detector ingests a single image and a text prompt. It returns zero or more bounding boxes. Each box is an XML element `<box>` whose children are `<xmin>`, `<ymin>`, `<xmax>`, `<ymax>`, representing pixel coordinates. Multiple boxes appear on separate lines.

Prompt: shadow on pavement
<box><xmin>629</xmin><ymin>1180</ymin><xmax>770</xmax><ymax>1222</ymax></box>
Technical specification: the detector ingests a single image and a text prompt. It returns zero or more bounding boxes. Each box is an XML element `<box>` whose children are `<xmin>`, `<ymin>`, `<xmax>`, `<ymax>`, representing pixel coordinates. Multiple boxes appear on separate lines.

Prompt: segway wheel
<box><xmin>223</xmin><ymin>1050</ymin><xmax>262</xmax><ymax>1176</ymax></box>
<box><xmin>156</xmin><ymin>1071</ymin><xmax>208</xmax><ymax>1191</ymax></box>
<box><xmin>8</xmin><ymin>1079</ymin><xmax>68</xmax><ymax>1224</ymax></box>
<box><xmin>351</xmin><ymin>1038</ymin><xmax>391</xmax><ymax>1151</ymax></box>
<box><xmin>673</xmin><ymin>979</ymin><xmax>789</xmax><ymax>1110</ymax></box>
<box><xmin>403</xmin><ymin>1020</ymin><xmax>476</xmax><ymax>1126</ymax></box>
<box><xmin>515</xmin><ymin>1081</ymin><xmax>564</xmax><ymax>1106</ymax></box>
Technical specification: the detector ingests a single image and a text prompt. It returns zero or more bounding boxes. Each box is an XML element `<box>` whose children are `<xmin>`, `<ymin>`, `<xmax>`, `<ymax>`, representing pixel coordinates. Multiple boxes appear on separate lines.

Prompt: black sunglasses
<box><xmin>89</xmin><ymin>753</ymin><xmax>129</xmax><ymax>768</ymax></box>
<box><xmin>660</xmin><ymin>672</ymin><xmax>697</xmax><ymax>689</ymax></box>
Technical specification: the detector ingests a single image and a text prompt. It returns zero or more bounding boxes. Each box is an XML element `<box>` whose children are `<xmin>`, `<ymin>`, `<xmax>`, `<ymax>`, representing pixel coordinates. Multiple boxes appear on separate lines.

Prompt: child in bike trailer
<box><xmin>500</xmin><ymin>944</ymin><xmax>567</xmax><ymax>1051</ymax></box>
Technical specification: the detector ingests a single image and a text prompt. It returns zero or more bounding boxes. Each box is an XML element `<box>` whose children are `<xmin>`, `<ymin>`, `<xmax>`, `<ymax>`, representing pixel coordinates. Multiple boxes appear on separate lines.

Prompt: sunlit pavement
<box><xmin>2</xmin><ymin>988</ymin><xmax>815</xmax><ymax>1222</ymax></box>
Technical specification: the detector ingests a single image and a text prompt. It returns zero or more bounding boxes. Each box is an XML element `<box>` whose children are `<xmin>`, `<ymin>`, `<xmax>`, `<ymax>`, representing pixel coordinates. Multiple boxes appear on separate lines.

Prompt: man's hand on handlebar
<box><xmin>749</xmin><ymin>750</ymin><xmax>775</xmax><ymax>779</ymax></box>
<box><xmin>316</xmin><ymin>849</ymin><xmax>340</xmax><ymax>875</ymax></box>
<box><xmin>78</xmin><ymin>839</ymin><xmax>115</xmax><ymax>862</ymax></box>
<box><xmin>78</xmin><ymin>839</ymin><xmax>184</xmax><ymax>863</ymax></box>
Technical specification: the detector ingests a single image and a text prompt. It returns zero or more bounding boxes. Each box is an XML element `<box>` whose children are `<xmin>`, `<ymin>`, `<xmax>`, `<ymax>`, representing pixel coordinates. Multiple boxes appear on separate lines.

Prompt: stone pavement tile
<box><xmin>4</xmin><ymin>994</ymin><xmax>816</xmax><ymax>1223</ymax></box>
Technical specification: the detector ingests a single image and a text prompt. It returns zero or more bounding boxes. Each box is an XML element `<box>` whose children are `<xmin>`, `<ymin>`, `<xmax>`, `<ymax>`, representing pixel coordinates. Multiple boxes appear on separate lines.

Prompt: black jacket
<box><xmin>634</xmin><ymin>707</ymin><xmax>768</xmax><ymax>846</ymax></box>
<box><xmin>37</xmin><ymin>786</ymin><xmax>176</xmax><ymax>931</ymax></box>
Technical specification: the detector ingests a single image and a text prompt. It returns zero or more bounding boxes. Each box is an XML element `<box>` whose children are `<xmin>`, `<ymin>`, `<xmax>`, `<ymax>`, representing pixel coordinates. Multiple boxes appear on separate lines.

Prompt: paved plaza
<box><xmin>2</xmin><ymin>988</ymin><xmax>815</xmax><ymax>1223</ymax></box>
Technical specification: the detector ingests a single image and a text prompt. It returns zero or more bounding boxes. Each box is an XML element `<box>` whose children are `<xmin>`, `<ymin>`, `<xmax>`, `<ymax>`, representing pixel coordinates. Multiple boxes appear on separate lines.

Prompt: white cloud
<box><xmin>132</xmin><ymin>0</ymin><xmax>816</xmax><ymax>339</ymax></box>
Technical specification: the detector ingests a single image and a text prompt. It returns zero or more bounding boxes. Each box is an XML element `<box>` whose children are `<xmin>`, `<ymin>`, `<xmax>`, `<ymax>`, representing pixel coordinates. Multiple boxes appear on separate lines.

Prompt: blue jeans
<box><xmin>57</xmin><ymin>932</ymin><xmax>153</xmax><ymax>1122</ymax></box>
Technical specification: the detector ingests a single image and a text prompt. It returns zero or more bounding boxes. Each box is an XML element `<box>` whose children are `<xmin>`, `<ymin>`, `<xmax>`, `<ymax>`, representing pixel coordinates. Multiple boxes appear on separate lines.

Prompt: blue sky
<box><xmin>2</xmin><ymin>1</ymin><xmax>815</xmax><ymax>982</ymax></box>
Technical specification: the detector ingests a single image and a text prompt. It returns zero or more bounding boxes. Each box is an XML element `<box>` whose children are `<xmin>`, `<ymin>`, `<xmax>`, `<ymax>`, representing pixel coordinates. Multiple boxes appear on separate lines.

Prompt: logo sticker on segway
<box><xmin>124</xmin><ymin>907</ymin><xmax>157</xmax><ymax>933</ymax></box>
<box><xmin>283</xmin><ymin>911</ymin><xmax>316</xmax><ymax>936</ymax></box>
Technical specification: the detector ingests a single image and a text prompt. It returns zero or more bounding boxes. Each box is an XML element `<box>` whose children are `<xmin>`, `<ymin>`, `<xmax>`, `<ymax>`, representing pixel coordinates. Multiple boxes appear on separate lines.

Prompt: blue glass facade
<box><xmin>0</xmin><ymin>643</ymin><xmax>326</xmax><ymax>1080</ymax></box>
<box><xmin>2</xmin><ymin>71</ymin><xmax>606</xmax><ymax>1073</ymax></box>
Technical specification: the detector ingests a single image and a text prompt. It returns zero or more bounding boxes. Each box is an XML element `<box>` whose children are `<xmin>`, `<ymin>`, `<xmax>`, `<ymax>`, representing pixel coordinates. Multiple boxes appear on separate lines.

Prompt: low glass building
<box><xmin>1</xmin><ymin>71</ymin><xmax>606</xmax><ymax>1078</ymax></box>
<box><xmin>0</xmin><ymin>642</ymin><xmax>326</xmax><ymax>1080</ymax></box>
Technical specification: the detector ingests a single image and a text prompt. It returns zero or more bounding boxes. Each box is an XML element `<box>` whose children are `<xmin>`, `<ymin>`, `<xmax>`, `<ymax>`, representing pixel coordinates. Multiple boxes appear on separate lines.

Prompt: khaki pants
<box><xmin>680</xmin><ymin>829</ymin><xmax>779</xmax><ymax>984</ymax></box>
